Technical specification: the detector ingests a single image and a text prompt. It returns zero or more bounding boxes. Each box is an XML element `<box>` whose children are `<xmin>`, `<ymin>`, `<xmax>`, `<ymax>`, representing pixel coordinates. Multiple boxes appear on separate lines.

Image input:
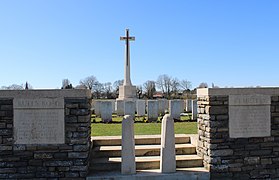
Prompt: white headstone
<box><xmin>169</xmin><ymin>100</ymin><xmax>183</xmax><ymax>120</ymax></box>
<box><xmin>94</xmin><ymin>100</ymin><xmax>101</xmax><ymax>117</ymax></box>
<box><xmin>124</xmin><ymin>101</ymin><xmax>135</xmax><ymax>120</ymax></box>
<box><xmin>137</xmin><ymin>100</ymin><xmax>146</xmax><ymax>116</ymax></box>
<box><xmin>229</xmin><ymin>94</ymin><xmax>271</xmax><ymax>138</ymax></box>
<box><xmin>111</xmin><ymin>100</ymin><xmax>116</xmax><ymax>113</ymax></box>
<box><xmin>147</xmin><ymin>100</ymin><xmax>159</xmax><ymax>122</ymax></box>
<box><xmin>121</xmin><ymin>115</ymin><xmax>136</xmax><ymax>174</ymax></box>
<box><xmin>100</xmin><ymin>101</ymin><xmax>112</xmax><ymax>123</ymax></box>
<box><xmin>185</xmin><ymin>99</ymin><xmax>192</xmax><ymax>112</ymax></box>
<box><xmin>14</xmin><ymin>98</ymin><xmax>65</xmax><ymax>144</ymax></box>
<box><xmin>116</xmin><ymin>100</ymin><xmax>124</xmax><ymax>116</ymax></box>
<box><xmin>191</xmin><ymin>100</ymin><xmax>198</xmax><ymax>120</ymax></box>
<box><xmin>158</xmin><ymin>99</ymin><xmax>167</xmax><ymax>115</ymax></box>
<box><xmin>160</xmin><ymin>114</ymin><xmax>176</xmax><ymax>173</ymax></box>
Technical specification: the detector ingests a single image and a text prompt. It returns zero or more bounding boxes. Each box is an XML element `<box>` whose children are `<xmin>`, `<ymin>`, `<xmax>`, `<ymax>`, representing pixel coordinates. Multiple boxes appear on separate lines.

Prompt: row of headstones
<box><xmin>92</xmin><ymin>99</ymin><xmax>197</xmax><ymax>122</ymax></box>
<box><xmin>122</xmin><ymin>114</ymin><xmax>176</xmax><ymax>174</ymax></box>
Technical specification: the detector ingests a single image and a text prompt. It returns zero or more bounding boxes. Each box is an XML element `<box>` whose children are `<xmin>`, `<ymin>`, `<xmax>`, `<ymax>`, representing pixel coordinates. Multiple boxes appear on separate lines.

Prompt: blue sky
<box><xmin>0</xmin><ymin>1</ymin><xmax>278</xmax><ymax>89</ymax></box>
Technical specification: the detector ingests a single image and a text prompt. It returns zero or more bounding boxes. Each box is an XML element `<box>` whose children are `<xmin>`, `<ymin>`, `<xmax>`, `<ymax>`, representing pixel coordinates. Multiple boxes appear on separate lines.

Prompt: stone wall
<box><xmin>0</xmin><ymin>90</ymin><xmax>92</xmax><ymax>179</ymax></box>
<box><xmin>197</xmin><ymin>88</ymin><xmax>279</xmax><ymax>179</ymax></box>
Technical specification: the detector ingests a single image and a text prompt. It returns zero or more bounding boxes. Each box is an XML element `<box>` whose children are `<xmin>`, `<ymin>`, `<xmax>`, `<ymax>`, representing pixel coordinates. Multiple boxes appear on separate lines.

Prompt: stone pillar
<box><xmin>124</xmin><ymin>101</ymin><xmax>135</xmax><ymax>120</ymax></box>
<box><xmin>100</xmin><ymin>101</ymin><xmax>112</xmax><ymax>122</ymax></box>
<box><xmin>136</xmin><ymin>100</ymin><xmax>146</xmax><ymax>116</ymax></box>
<box><xmin>147</xmin><ymin>100</ymin><xmax>159</xmax><ymax>122</ymax></box>
<box><xmin>160</xmin><ymin>114</ymin><xmax>176</xmax><ymax>173</ymax></box>
<box><xmin>121</xmin><ymin>115</ymin><xmax>136</xmax><ymax>174</ymax></box>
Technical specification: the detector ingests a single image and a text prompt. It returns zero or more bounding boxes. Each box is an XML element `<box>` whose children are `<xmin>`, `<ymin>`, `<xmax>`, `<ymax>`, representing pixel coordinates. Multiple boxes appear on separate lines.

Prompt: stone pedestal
<box><xmin>118</xmin><ymin>85</ymin><xmax>137</xmax><ymax>100</ymax></box>
<box><xmin>160</xmin><ymin>114</ymin><xmax>176</xmax><ymax>173</ymax></box>
<box><xmin>121</xmin><ymin>115</ymin><xmax>136</xmax><ymax>174</ymax></box>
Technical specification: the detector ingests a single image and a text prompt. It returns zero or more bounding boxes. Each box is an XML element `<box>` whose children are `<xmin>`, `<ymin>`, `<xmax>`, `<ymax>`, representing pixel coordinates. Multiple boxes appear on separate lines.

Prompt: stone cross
<box><xmin>120</xmin><ymin>29</ymin><xmax>135</xmax><ymax>86</ymax></box>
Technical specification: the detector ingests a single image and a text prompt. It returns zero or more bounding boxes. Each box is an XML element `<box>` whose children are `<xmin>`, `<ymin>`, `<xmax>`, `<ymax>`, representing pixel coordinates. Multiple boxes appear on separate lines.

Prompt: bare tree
<box><xmin>171</xmin><ymin>77</ymin><xmax>180</xmax><ymax>95</ymax></box>
<box><xmin>137</xmin><ymin>85</ymin><xmax>143</xmax><ymax>99</ymax></box>
<box><xmin>198</xmin><ymin>82</ymin><xmax>208</xmax><ymax>88</ymax></box>
<box><xmin>180</xmin><ymin>79</ymin><xmax>192</xmax><ymax>91</ymax></box>
<box><xmin>93</xmin><ymin>81</ymin><xmax>104</xmax><ymax>99</ymax></box>
<box><xmin>1</xmin><ymin>84</ymin><xmax>24</xmax><ymax>90</ymax></box>
<box><xmin>103</xmin><ymin>82</ymin><xmax>113</xmax><ymax>99</ymax></box>
<box><xmin>156</xmin><ymin>74</ymin><xmax>172</xmax><ymax>99</ymax></box>
<box><xmin>143</xmin><ymin>80</ymin><xmax>156</xmax><ymax>99</ymax></box>
<box><xmin>79</xmin><ymin>75</ymin><xmax>98</xmax><ymax>91</ymax></box>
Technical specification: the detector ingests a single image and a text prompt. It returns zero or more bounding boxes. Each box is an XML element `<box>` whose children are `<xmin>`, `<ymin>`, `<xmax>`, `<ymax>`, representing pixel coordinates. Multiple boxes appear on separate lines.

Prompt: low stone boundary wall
<box><xmin>197</xmin><ymin>88</ymin><xmax>279</xmax><ymax>179</ymax></box>
<box><xmin>0</xmin><ymin>90</ymin><xmax>92</xmax><ymax>179</ymax></box>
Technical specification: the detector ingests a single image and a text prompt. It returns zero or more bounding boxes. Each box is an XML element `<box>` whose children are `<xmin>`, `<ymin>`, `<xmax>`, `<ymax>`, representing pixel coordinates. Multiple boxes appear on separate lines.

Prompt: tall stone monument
<box><xmin>117</xmin><ymin>29</ymin><xmax>137</xmax><ymax>100</ymax></box>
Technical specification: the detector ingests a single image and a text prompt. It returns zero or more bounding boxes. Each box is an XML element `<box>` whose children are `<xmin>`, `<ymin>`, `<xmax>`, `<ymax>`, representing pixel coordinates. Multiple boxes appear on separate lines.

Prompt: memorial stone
<box><xmin>14</xmin><ymin>98</ymin><xmax>64</xmax><ymax>144</ymax></box>
<box><xmin>229</xmin><ymin>94</ymin><xmax>271</xmax><ymax>138</ymax></box>
<box><xmin>100</xmin><ymin>101</ymin><xmax>112</xmax><ymax>122</ymax></box>
<box><xmin>124</xmin><ymin>101</ymin><xmax>135</xmax><ymax>119</ymax></box>
<box><xmin>117</xmin><ymin>29</ymin><xmax>137</xmax><ymax>100</ymax></box>
<box><xmin>137</xmin><ymin>99</ymin><xmax>146</xmax><ymax>116</ymax></box>
<box><xmin>169</xmin><ymin>100</ymin><xmax>183</xmax><ymax>120</ymax></box>
<box><xmin>147</xmin><ymin>100</ymin><xmax>159</xmax><ymax>122</ymax></box>
<box><xmin>191</xmin><ymin>100</ymin><xmax>198</xmax><ymax>120</ymax></box>
<box><xmin>111</xmin><ymin>100</ymin><xmax>116</xmax><ymax>113</ymax></box>
<box><xmin>94</xmin><ymin>100</ymin><xmax>101</xmax><ymax>116</ymax></box>
<box><xmin>185</xmin><ymin>99</ymin><xmax>192</xmax><ymax>112</ymax></box>
<box><xmin>116</xmin><ymin>100</ymin><xmax>124</xmax><ymax>116</ymax></box>
<box><xmin>158</xmin><ymin>99</ymin><xmax>167</xmax><ymax>115</ymax></box>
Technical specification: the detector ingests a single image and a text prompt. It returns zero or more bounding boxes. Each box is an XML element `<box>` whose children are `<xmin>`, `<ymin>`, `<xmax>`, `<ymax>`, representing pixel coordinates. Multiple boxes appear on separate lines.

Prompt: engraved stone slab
<box><xmin>229</xmin><ymin>94</ymin><xmax>271</xmax><ymax>138</ymax></box>
<box><xmin>14</xmin><ymin>98</ymin><xmax>65</xmax><ymax>144</ymax></box>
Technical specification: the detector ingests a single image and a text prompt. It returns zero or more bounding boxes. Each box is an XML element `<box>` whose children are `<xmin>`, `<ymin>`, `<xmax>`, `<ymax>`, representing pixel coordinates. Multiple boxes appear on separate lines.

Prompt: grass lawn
<box><xmin>91</xmin><ymin>122</ymin><xmax>197</xmax><ymax>136</ymax></box>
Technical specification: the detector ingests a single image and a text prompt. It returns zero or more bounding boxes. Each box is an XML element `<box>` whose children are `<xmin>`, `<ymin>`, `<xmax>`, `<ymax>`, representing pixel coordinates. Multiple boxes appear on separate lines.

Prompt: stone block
<box><xmin>68</xmin><ymin>152</ymin><xmax>88</xmax><ymax>158</ymax></box>
<box><xmin>209</xmin><ymin>149</ymin><xmax>233</xmax><ymax>157</ymax></box>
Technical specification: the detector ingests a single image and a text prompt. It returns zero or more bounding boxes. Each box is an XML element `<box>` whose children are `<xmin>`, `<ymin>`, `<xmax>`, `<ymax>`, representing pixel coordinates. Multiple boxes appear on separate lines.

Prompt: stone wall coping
<box><xmin>0</xmin><ymin>89</ymin><xmax>92</xmax><ymax>98</ymax></box>
<box><xmin>197</xmin><ymin>87</ymin><xmax>279</xmax><ymax>97</ymax></box>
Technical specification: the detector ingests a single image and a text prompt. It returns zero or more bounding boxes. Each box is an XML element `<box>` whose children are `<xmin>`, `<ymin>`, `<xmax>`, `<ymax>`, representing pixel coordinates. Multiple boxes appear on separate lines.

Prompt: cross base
<box><xmin>117</xmin><ymin>85</ymin><xmax>137</xmax><ymax>100</ymax></box>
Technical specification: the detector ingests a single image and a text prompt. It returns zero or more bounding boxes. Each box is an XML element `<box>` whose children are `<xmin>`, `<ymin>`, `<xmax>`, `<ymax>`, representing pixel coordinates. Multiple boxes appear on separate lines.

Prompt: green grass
<box><xmin>91</xmin><ymin>114</ymin><xmax>192</xmax><ymax>123</ymax></box>
<box><xmin>91</xmin><ymin>122</ymin><xmax>197</xmax><ymax>136</ymax></box>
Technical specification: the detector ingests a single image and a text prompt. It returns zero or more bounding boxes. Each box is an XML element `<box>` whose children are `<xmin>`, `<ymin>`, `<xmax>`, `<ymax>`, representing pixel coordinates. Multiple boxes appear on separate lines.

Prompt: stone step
<box><xmin>86</xmin><ymin>167</ymin><xmax>210</xmax><ymax>180</ymax></box>
<box><xmin>93</xmin><ymin>144</ymin><xmax>196</xmax><ymax>157</ymax></box>
<box><xmin>92</xmin><ymin>134</ymin><xmax>190</xmax><ymax>146</ymax></box>
<box><xmin>90</xmin><ymin>155</ymin><xmax>203</xmax><ymax>171</ymax></box>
